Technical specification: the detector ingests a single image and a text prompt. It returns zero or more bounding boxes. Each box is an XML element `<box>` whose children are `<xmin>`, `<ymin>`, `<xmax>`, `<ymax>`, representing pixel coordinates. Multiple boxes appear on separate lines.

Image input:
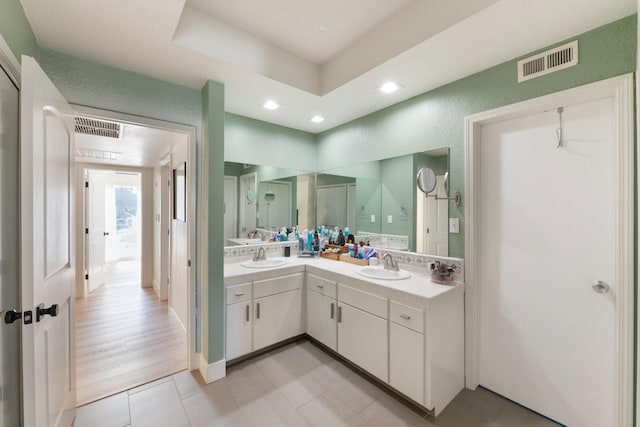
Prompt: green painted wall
<box><xmin>36</xmin><ymin>49</ymin><xmax>202</xmax><ymax>132</ymax></box>
<box><xmin>202</xmin><ymin>81</ymin><xmax>225</xmax><ymax>364</ymax></box>
<box><xmin>317</xmin><ymin>15</ymin><xmax>637</xmax><ymax>258</ymax></box>
<box><xmin>0</xmin><ymin>0</ymin><xmax>38</xmax><ymax>60</ymax></box>
<box><xmin>225</xmin><ymin>113</ymin><xmax>316</xmax><ymax>173</ymax></box>
<box><xmin>380</xmin><ymin>155</ymin><xmax>414</xmax><ymax>246</ymax></box>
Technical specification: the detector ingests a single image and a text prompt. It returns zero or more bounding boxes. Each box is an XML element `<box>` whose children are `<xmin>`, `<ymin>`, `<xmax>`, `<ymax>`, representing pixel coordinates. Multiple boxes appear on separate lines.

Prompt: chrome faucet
<box><xmin>253</xmin><ymin>246</ymin><xmax>266</xmax><ymax>262</ymax></box>
<box><xmin>383</xmin><ymin>253</ymin><xmax>399</xmax><ymax>272</ymax></box>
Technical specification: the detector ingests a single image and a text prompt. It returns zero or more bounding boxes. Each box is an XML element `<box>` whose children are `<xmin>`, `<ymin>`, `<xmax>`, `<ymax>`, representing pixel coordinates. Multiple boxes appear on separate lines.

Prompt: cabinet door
<box><xmin>226</xmin><ymin>302</ymin><xmax>252</xmax><ymax>360</ymax></box>
<box><xmin>306</xmin><ymin>289</ymin><xmax>337</xmax><ymax>350</ymax></box>
<box><xmin>254</xmin><ymin>289</ymin><xmax>302</xmax><ymax>351</ymax></box>
<box><xmin>337</xmin><ymin>303</ymin><xmax>388</xmax><ymax>382</ymax></box>
<box><xmin>390</xmin><ymin>322</ymin><xmax>424</xmax><ymax>405</ymax></box>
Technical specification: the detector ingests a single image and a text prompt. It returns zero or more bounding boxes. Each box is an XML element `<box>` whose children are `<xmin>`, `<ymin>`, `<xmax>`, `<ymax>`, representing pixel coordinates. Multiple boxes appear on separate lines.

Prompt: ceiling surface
<box><xmin>21</xmin><ymin>0</ymin><xmax>637</xmax><ymax>133</ymax></box>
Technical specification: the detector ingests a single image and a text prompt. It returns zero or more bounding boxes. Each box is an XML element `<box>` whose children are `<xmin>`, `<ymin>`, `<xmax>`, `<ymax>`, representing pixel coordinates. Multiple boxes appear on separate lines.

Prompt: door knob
<box><xmin>36</xmin><ymin>303</ymin><xmax>58</xmax><ymax>322</ymax></box>
<box><xmin>592</xmin><ymin>281</ymin><xmax>610</xmax><ymax>294</ymax></box>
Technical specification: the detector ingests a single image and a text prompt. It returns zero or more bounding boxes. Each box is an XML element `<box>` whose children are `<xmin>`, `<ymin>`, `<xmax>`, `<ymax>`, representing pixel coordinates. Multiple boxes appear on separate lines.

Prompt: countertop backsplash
<box><xmin>223</xmin><ymin>241</ymin><xmax>464</xmax><ymax>283</ymax></box>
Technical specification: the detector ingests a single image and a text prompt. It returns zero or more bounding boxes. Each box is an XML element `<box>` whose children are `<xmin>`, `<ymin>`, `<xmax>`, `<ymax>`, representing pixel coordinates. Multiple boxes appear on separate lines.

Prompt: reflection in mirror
<box><xmin>224</xmin><ymin>162</ymin><xmax>312</xmax><ymax>245</ymax></box>
<box><xmin>318</xmin><ymin>147</ymin><xmax>449</xmax><ymax>255</ymax></box>
<box><xmin>416</xmin><ymin>167</ymin><xmax>437</xmax><ymax>194</ymax></box>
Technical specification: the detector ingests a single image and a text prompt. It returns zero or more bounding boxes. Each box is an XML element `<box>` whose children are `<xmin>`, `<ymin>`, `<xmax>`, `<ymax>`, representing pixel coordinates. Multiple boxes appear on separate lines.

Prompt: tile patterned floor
<box><xmin>73</xmin><ymin>339</ymin><xmax>560</xmax><ymax>427</ymax></box>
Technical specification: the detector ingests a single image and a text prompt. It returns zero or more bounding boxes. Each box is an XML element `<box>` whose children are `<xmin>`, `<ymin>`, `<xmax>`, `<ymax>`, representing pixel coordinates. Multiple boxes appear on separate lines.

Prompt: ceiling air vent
<box><xmin>517</xmin><ymin>41</ymin><xmax>578</xmax><ymax>82</ymax></box>
<box><xmin>74</xmin><ymin>116</ymin><xmax>121</xmax><ymax>139</ymax></box>
<box><xmin>74</xmin><ymin>148</ymin><xmax>121</xmax><ymax>161</ymax></box>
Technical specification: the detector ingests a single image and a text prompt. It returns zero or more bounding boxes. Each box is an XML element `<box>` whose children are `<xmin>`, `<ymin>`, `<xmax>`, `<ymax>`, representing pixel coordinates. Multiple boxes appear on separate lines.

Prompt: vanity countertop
<box><xmin>224</xmin><ymin>256</ymin><xmax>463</xmax><ymax>301</ymax></box>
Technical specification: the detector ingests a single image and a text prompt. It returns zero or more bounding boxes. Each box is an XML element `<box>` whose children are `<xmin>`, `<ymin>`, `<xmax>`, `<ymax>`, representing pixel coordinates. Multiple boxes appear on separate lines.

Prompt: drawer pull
<box><xmin>400</xmin><ymin>314</ymin><xmax>411</xmax><ymax>320</ymax></box>
<box><xmin>330</xmin><ymin>303</ymin><xmax>334</xmax><ymax>319</ymax></box>
<box><xmin>256</xmin><ymin>302</ymin><xmax>260</xmax><ymax>319</ymax></box>
<box><xmin>316</xmin><ymin>284</ymin><xmax>324</xmax><ymax>289</ymax></box>
<box><xmin>235</xmin><ymin>292</ymin><xmax>245</xmax><ymax>297</ymax></box>
<box><xmin>245</xmin><ymin>304</ymin><xmax>250</xmax><ymax>322</ymax></box>
<box><xmin>337</xmin><ymin>306</ymin><xmax>342</xmax><ymax>323</ymax></box>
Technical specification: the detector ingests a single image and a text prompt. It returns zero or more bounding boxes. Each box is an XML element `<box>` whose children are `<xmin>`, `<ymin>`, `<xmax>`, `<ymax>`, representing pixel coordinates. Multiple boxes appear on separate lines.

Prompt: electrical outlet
<box><xmin>387</xmin><ymin>215</ymin><xmax>393</xmax><ymax>224</ymax></box>
<box><xmin>370</xmin><ymin>214</ymin><xmax>376</xmax><ymax>223</ymax></box>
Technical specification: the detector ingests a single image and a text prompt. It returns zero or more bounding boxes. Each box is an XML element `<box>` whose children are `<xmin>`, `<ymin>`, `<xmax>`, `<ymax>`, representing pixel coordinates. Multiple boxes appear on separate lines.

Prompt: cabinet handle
<box><xmin>330</xmin><ymin>303</ymin><xmax>334</xmax><ymax>319</ymax></box>
<box><xmin>235</xmin><ymin>292</ymin><xmax>245</xmax><ymax>296</ymax></box>
<box><xmin>337</xmin><ymin>306</ymin><xmax>342</xmax><ymax>323</ymax></box>
<box><xmin>316</xmin><ymin>284</ymin><xmax>324</xmax><ymax>289</ymax></box>
<box><xmin>256</xmin><ymin>302</ymin><xmax>260</xmax><ymax>319</ymax></box>
<box><xmin>400</xmin><ymin>314</ymin><xmax>411</xmax><ymax>320</ymax></box>
<box><xmin>245</xmin><ymin>304</ymin><xmax>250</xmax><ymax>322</ymax></box>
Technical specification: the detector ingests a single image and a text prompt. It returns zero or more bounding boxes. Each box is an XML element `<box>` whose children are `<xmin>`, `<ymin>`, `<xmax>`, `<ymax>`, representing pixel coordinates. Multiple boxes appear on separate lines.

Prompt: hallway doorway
<box><xmin>73</xmin><ymin>112</ymin><xmax>196</xmax><ymax>405</ymax></box>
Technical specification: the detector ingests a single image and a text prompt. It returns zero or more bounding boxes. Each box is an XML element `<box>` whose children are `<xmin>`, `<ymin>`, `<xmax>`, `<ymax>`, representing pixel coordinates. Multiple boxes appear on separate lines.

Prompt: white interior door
<box><xmin>478</xmin><ymin>97</ymin><xmax>614</xmax><ymax>427</ymax></box>
<box><xmin>224</xmin><ymin>176</ymin><xmax>237</xmax><ymax>242</ymax></box>
<box><xmin>426</xmin><ymin>175</ymin><xmax>448</xmax><ymax>256</ymax></box>
<box><xmin>239</xmin><ymin>173</ymin><xmax>256</xmax><ymax>234</ymax></box>
<box><xmin>0</xmin><ymin>60</ymin><xmax>21</xmax><ymax>427</ymax></box>
<box><xmin>86</xmin><ymin>170</ymin><xmax>106</xmax><ymax>292</ymax></box>
<box><xmin>21</xmin><ymin>56</ymin><xmax>76</xmax><ymax>426</ymax></box>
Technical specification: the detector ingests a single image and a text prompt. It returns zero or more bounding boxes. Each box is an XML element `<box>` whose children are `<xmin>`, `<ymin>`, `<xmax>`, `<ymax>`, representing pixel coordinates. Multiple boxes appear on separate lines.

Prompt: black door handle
<box><xmin>103</xmin><ymin>232</ymin><xmax>109</xmax><ymax>236</ymax></box>
<box><xmin>5</xmin><ymin>309</ymin><xmax>32</xmax><ymax>325</ymax></box>
<box><xmin>5</xmin><ymin>310</ymin><xmax>21</xmax><ymax>324</ymax></box>
<box><xmin>36</xmin><ymin>304</ymin><xmax>58</xmax><ymax>322</ymax></box>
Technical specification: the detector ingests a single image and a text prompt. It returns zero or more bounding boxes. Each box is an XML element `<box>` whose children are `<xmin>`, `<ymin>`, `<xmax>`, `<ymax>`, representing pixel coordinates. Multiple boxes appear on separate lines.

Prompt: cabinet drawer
<box><xmin>227</xmin><ymin>283</ymin><xmax>252</xmax><ymax>304</ymax></box>
<box><xmin>306</xmin><ymin>273</ymin><xmax>336</xmax><ymax>299</ymax></box>
<box><xmin>390</xmin><ymin>301</ymin><xmax>424</xmax><ymax>334</ymax></box>
<box><xmin>338</xmin><ymin>284</ymin><xmax>387</xmax><ymax>319</ymax></box>
<box><xmin>254</xmin><ymin>273</ymin><xmax>302</xmax><ymax>299</ymax></box>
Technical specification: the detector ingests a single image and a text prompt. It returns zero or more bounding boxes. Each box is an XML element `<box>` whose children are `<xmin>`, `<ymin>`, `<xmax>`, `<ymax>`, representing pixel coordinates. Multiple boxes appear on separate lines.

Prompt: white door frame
<box><xmin>72</xmin><ymin>106</ymin><xmax>200</xmax><ymax>370</ymax></box>
<box><xmin>464</xmin><ymin>74</ymin><xmax>634</xmax><ymax>427</ymax></box>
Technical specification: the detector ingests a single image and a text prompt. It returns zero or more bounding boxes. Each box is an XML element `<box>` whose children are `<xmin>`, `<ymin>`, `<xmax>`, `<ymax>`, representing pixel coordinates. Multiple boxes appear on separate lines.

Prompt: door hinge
<box><xmin>85</xmin><ymin>181</ymin><xmax>89</xmax><ymax>188</ymax></box>
<box><xmin>85</xmin><ymin>228</ymin><xmax>89</xmax><ymax>234</ymax></box>
<box><xmin>85</xmin><ymin>273</ymin><xmax>89</xmax><ymax>280</ymax></box>
<box><xmin>188</xmin><ymin>260</ymin><xmax>191</xmax><ymax>267</ymax></box>
<box><xmin>427</xmin><ymin>227</ymin><xmax>430</xmax><ymax>233</ymax></box>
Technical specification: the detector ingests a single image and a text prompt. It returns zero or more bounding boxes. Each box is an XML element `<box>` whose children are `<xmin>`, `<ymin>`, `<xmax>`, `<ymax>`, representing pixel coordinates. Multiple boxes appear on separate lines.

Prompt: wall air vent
<box><xmin>517</xmin><ymin>41</ymin><xmax>578</xmax><ymax>82</ymax></box>
<box><xmin>74</xmin><ymin>148</ymin><xmax>121</xmax><ymax>161</ymax></box>
<box><xmin>74</xmin><ymin>116</ymin><xmax>121</xmax><ymax>139</ymax></box>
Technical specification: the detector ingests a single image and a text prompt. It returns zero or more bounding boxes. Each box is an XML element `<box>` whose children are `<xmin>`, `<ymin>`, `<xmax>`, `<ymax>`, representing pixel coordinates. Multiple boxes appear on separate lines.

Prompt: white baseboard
<box><xmin>198</xmin><ymin>353</ymin><xmax>226</xmax><ymax>384</ymax></box>
<box><xmin>168</xmin><ymin>306</ymin><xmax>187</xmax><ymax>334</ymax></box>
<box><xmin>152</xmin><ymin>279</ymin><xmax>160</xmax><ymax>297</ymax></box>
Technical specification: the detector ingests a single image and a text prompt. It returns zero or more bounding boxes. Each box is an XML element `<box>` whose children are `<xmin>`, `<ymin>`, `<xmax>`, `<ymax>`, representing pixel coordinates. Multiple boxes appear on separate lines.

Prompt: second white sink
<box><xmin>241</xmin><ymin>258</ymin><xmax>288</xmax><ymax>269</ymax></box>
<box><xmin>357</xmin><ymin>266</ymin><xmax>411</xmax><ymax>280</ymax></box>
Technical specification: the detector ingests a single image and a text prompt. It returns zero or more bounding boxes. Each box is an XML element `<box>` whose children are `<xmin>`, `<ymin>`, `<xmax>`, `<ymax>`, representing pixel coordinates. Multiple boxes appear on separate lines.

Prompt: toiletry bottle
<box><xmin>337</xmin><ymin>229</ymin><xmax>345</xmax><ymax>246</ymax></box>
<box><xmin>307</xmin><ymin>231</ymin><xmax>313</xmax><ymax>251</ymax></box>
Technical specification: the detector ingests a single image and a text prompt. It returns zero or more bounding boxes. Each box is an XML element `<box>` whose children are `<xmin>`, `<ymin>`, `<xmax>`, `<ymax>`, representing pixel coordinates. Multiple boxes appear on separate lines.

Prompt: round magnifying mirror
<box><xmin>246</xmin><ymin>190</ymin><xmax>257</xmax><ymax>203</ymax></box>
<box><xmin>416</xmin><ymin>167</ymin><xmax>437</xmax><ymax>194</ymax></box>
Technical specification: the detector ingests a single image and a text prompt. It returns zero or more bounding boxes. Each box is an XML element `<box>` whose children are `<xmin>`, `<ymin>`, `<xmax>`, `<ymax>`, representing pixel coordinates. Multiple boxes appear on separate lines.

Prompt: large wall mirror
<box><xmin>223</xmin><ymin>147</ymin><xmax>451</xmax><ymax>256</ymax></box>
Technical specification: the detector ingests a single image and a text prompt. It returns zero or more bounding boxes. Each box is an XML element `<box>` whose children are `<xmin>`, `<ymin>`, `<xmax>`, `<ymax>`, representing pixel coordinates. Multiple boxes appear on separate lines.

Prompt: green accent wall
<box><xmin>317</xmin><ymin>15</ymin><xmax>637</xmax><ymax>258</ymax></box>
<box><xmin>36</xmin><ymin>49</ymin><xmax>202</xmax><ymax>132</ymax></box>
<box><xmin>0</xmin><ymin>0</ymin><xmax>38</xmax><ymax>60</ymax></box>
<box><xmin>202</xmin><ymin>81</ymin><xmax>225</xmax><ymax>363</ymax></box>
<box><xmin>225</xmin><ymin>113</ymin><xmax>316</xmax><ymax>173</ymax></box>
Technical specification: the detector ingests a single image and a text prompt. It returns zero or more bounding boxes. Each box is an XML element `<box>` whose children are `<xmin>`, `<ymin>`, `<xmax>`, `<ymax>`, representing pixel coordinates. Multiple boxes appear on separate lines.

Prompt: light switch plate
<box><xmin>387</xmin><ymin>215</ymin><xmax>393</xmax><ymax>224</ymax></box>
<box><xmin>449</xmin><ymin>218</ymin><xmax>460</xmax><ymax>233</ymax></box>
<box><xmin>371</xmin><ymin>214</ymin><xmax>376</xmax><ymax>223</ymax></box>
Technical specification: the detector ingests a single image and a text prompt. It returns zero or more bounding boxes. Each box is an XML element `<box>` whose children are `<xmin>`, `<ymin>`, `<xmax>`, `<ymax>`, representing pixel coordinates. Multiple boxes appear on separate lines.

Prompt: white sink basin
<box><xmin>357</xmin><ymin>266</ymin><xmax>411</xmax><ymax>280</ymax></box>
<box><xmin>241</xmin><ymin>258</ymin><xmax>288</xmax><ymax>269</ymax></box>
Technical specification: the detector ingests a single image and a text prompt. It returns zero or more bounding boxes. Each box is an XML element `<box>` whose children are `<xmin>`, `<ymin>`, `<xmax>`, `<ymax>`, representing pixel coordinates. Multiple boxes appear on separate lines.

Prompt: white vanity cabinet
<box><xmin>253</xmin><ymin>273</ymin><xmax>303</xmax><ymax>351</ymax></box>
<box><xmin>305</xmin><ymin>274</ymin><xmax>337</xmax><ymax>350</ymax></box>
<box><xmin>337</xmin><ymin>284</ymin><xmax>389</xmax><ymax>382</ymax></box>
<box><xmin>389</xmin><ymin>301</ymin><xmax>425</xmax><ymax>404</ymax></box>
<box><xmin>225</xmin><ymin>283</ymin><xmax>252</xmax><ymax>360</ymax></box>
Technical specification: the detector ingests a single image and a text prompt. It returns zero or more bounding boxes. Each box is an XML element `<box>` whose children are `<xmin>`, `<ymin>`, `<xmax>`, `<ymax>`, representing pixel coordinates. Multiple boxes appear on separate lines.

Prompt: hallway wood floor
<box><xmin>76</xmin><ymin>261</ymin><xmax>188</xmax><ymax>405</ymax></box>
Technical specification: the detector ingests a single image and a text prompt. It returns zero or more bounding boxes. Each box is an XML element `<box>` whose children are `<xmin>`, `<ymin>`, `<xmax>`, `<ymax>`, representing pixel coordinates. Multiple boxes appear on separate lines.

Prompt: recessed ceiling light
<box><xmin>263</xmin><ymin>100</ymin><xmax>280</xmax><ymax>110</ymax></box>
<box><xmin>317</xmin><ymin>24</ymin><xmax>328</xmax><ymax>33</ymax></box>
<box><xmin>310</xmin><ymin>115</ymin><xmax>325</xmax><ymax>123</ymax></box>
<box><xmin>379</xmin><ymin>81</ymin><xmax>400</xmax><ymax>94</ymax></box>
